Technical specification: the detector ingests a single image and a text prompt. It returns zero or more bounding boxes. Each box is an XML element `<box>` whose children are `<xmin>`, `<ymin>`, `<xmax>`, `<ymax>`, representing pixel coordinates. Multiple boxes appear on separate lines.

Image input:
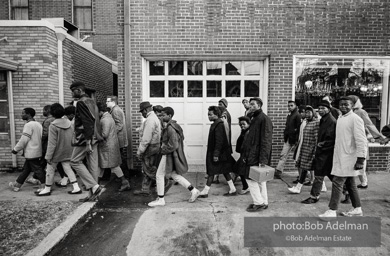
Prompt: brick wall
<box><xmin>117</xmin><ymin>0</ymin><xmax>390</xmax><ymax>171</ymax></box>
<box><xmin>0</xmin><ymin>0</ymin><xmax>8</xmax><ymax>20</ymax></box>
<box><xmin>0</xmin><ymin>26</ymin><xmax>59</xmax><ymax>169</ymax></box>
<box><xmin>29</xmin><ymin>0</ymin><xmax>72</xmax><ymax>22</ymax></box>
<box><xmin>70</xmin><ymin>42</ymin><xmax>114</xmax><ymax>104</ymax></box>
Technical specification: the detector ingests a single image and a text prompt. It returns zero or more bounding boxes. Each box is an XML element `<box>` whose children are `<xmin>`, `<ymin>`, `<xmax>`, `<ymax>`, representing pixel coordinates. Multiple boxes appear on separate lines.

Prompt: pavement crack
<box><xmin>209</xmin><ymin>202</ymin><xmax>217</xmax><ymax>221</ymax></box>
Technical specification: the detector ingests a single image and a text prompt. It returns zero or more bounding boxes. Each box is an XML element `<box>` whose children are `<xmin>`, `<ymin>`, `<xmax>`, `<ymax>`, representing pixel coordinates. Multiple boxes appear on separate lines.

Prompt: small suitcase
<box><xmin>249</xmin><ymin>165</ymin><xmax>275</xmax><ymax>182</ymax></box>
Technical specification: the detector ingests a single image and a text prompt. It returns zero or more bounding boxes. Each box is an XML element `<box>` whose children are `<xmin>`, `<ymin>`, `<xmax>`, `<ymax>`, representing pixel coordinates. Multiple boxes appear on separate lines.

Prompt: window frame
<box><xmin>9</xmin><ymin>0</ymin><xmax>29</xmax><ymax>20</ymax></box>
<box><xmin>73</xmin><ymin>0</ymin><xmax>93</xmax><ymax>31</ymax></box>
<box><xmin>293</xmin><ymin>55</ymin><xmax>390</xmax><ymax>130</ymax></box>
<box><xmin>0</xmin><ymin>71</ymin><xmax>9</xmax><ymax>134</ymax></box>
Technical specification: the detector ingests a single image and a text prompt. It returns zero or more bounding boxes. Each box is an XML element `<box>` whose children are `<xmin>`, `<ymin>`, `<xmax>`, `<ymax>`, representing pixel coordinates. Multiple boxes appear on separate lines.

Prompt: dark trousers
<box><xmin>310</xmin><ymin>174</ymin><xmax>333</xmax><ymax>198</ymax></box>
<box><xmin>329</xmin><ymin>176</ymin><xmax>361</xmax><ymax>211</ymax></box>
<box><xmin>16</xmin><ymin>158</ymin><xmax>46</xmax><ymax>185</ymax></box>
<box><xmin>120</xmin><ymin>147</ymin><xmax>130</xmax><ymax>179</ymax></box>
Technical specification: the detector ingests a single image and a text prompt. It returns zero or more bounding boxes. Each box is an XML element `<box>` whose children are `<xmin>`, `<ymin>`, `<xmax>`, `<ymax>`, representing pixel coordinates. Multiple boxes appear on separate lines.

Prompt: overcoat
<box><xmin>206</xmin><ymin>119</ymin><xmax>235</xmax><ymax>175</ymax></box>
<box><xmin>110</xmin><ymin>105</ymin><xmax>128</xmax><ymax>148</ymax></box>
<box><xmin>240</xmin><ymin>109</ymin><xmax>273</xmax><ymax>179</ymax></box>
<box><xmin>296</xmin><ymin>119</ymin><xmax>319</xmax><ymax>170</ymax></box>
<box><xmin>98</xmin><ymin>112</ymin><xmax>122</xmax><ymax>168</ymax></box>
<box><xmin>161</xmin><ymin>120</ymin><xmax>188</xmax><ymax>176</ymax></box>
<box><xmin>45</xmin><ymin>118</ymin><xmax>73</xmax><ymax>163</ymax></box>
<box><xmin>313</xmin><ymin>112</ymin><xmax>336</xmax><ymax>176</ymax></box>
<box><xmin>234</xmin><ymin>128</ymin><xmax>249</xmax><ymax>176</ymax></box>
<box><xmin>283</xmin><ymin>108</ymin><xmax>301</xmax><ymax>145</ymax></box>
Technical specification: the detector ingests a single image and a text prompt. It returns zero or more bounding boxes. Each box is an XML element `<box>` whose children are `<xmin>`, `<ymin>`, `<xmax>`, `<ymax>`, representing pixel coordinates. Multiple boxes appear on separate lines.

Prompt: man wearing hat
<box><xmin>319</xmin><ymin>96</ymin><xmax>366</xmax><ymax>217</ymax></box>
<box><xmin>135</xmin><ymin>101</ymin><xmax>171</xmax><ymax>195</ymax></box>
<box><xmin>69</xmin><ymin>81</ymin><xmax>105</xmax><ymax>202</ymax></box>
<box><xmin>302</xmin><ymin>100</ymin><xmax>336</xmax><ymax>204</ymax></box>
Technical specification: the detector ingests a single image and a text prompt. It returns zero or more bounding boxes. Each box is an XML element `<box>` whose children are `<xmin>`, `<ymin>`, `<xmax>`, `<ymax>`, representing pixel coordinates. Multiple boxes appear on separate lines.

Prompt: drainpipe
<box><xmin>124</xmin><ymin>0</ymin><xmax>133</xmax><ymax>168</ymax></box>
<box><xmin>7</xmin><ymin>71</ymin><xmax>17</xmax><ymax>169</ymax></box>
<box><xmin>55</xmin><ymin>28</ymin><xmax>67</xmax><ymax>105</ymax></box>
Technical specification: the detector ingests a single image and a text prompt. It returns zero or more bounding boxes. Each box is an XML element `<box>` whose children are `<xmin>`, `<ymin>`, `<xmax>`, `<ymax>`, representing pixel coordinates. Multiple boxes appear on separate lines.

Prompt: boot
<box><xmin>118</xmin><ymin>179</ymin><xmax>131</xmax><ymax>192</ymax></box>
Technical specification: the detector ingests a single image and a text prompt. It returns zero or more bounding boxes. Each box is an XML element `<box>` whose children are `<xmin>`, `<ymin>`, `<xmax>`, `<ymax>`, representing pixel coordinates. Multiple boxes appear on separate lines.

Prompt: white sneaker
<box><xmin>189</xmin><ymin>188</ymin><xmax>200</xmax><ymax>203</ymax></box>
<box><xmin>9</xmin><ymin>182</ymin><xmax>20</xmax><ymax>192</ymax></box>
<box><xmin>319</xmin><ymin>209</ymin><xmax>337</xmax><ymax>218</ymax></box>
<box><xmin>341</xmin><ymin>208</ymin><xmax>363</xmax><ymax>217</ymax></box>
<box><xmin>288</xmin><ymin>186</ymin><xmax>301</xmax><ymax>194</ymax></box>
<box><xmin>239</xmin><ymin>188</ymin><xmax>250</xmax><ymax>195</ymax></box>
<box><xmin>148</xmin><ymin>198</ymin><xmax>165</xmax><ymax>207</ymax></box>
<box><xmin>321</xmin><ymin>182</ymin><xmax>327</xmax><ymax>192</ymax></box>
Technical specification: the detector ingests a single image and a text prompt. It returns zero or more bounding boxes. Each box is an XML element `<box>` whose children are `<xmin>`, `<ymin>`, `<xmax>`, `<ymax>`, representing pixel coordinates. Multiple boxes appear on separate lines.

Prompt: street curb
<box><xmin>26</xmin><ymin>202</ymin><xmax>97</xmax><ymax>256</ymax></box>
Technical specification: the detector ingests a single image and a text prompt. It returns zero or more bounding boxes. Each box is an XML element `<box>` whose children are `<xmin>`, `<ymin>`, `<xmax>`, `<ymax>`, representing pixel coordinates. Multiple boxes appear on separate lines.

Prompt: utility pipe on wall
<box><xmin>55</xmin><ymin>29</ymin><xmax>67</xmax><ymax>105</ymax></box>
<box><xmin>7</xmin><ymin>71</ymin><xmax>17</xmax><ymax>169</ymax></box>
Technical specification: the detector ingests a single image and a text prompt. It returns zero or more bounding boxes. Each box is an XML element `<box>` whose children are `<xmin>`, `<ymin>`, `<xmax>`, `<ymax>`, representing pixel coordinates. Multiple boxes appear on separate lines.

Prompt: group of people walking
<box><xmin>8</xmin><ymin>81</ymin><xmax>390</xmax><ymax>215</ymax></box>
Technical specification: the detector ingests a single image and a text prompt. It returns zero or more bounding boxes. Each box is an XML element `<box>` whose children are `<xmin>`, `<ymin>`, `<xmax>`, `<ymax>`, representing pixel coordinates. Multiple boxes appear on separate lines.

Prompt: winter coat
<box><xmin>206</xmin><ymin>119</ymin><xmax>235</xmax><ymax>175</ymax></box>
<box><xmin>313</xmin><ymin>112</ymin><xmax>336</xmax><ymax>176</ymax></box>
<box><xmin>45</xmin><ymin>118</ymin><xmax>73</xmax><ymax>163</ymax></box>
<box><xmin>234</xmin><ymin>128</ymin><xmax>249</xmax><ymax>176</ymax></box>
<box><xmin>73</xmin><ymin>94</ymin><xmax>103</xmax><ymax>146</ymax></box>
<box><xmin>283</xmin><ymin>108</ymin><xmax>301</xmax><ymax>145</ymax></box>
<box><xmin>240</xmin><ymin>109</ymin><xmax>273</xmax><ymax>179</ymax></box>
<box><xmin>14</xmin><ymin>120</ymin><xmax>42</xmax><ymax>159</ymax></box>
<box><xmin>98</xmin><ymin>112</ymin><xmax>122</xmax><ymax>168</ymax></box>
<box><xmin>41</xmin><ymin>116</ymin><xmax>55</xmax><ymax>153</ymax></box>
<box><xmin>331</xmin><ymin>110</ymin><xmax>367</xmax><ymax>177</ymax></box>
<box><xmin>161</xmin><ymin>120</ymin><xmax>188</xmax><ymax>176</ymax></box>
<box><xmin>296</xmin><ymin>119</ymin><xmax>319</xmax><ymax>171</ymax></box>
<box><xmin>110</xmin><ymin>105</ymin><xmax>128</xmax><ymax>148</ymax></box>
<box><xmin>294</xmin><ymin>119</ymin><xmax>307</xmax><ymax>161</ymax></box>
<box><xmin>330</xmin><ymin>107</ymin><xmax>341</xmax><ymax>120</ymax></box>
<box><xmin>137</xmin><ymin>111</ymin><xmax>161</xmax><ymax>156</ymax></box>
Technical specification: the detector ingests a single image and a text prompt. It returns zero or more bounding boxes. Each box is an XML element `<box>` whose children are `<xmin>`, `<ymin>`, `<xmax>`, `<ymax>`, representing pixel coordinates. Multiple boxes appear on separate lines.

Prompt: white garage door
<box><xmin>142</xmin><ymin>58</ymin><xmax>269</xmax><ymax>165</ymax></box>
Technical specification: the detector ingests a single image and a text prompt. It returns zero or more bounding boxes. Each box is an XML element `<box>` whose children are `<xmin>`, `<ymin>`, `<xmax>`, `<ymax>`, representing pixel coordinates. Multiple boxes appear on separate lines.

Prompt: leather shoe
<box><xmin>79</xmin><ymin>196</ymin><xmax>90</xmax><ymax>202</ymax></box>
<box><xmin>198</xmin><ymin>194</ymin><xmax>208</xmax><ymax>198</ymax></box>
<box><xmin>292</xmin><ymin>179</ymin><xmax>299</xmax><ymax>184</ymax></box>
<box><xmin>357</xmin><ymin>184</ymin><xmax>368</xmax><ymax>189</ymax></box>
<box><xmin>223</xmin><ymin>191</ymin><xmax>237</xmax><ymax>196</ymax></box>
<box><xmin>133</xmin><ymin>189</ymin><xmax>151</xmax><ymax>196</ymax></box>
<box><xmin>274</xmin><ymin>170</ymin><xmax>282</xmax><ymax>179</ymax></box>
<box><xmin>303</xmin><ymin>181</ymin><xmax>313</xmax><ymax>186</ymax></box>
<box><xmin>247</xmin><ymin>204</ymin><xmax>268</xmax><ymax>212</ymax></box>
<box><xmin>246</xmin><ymin>204</ymin><xmax>255</xmax><ymax>211</ymax></box>
<box><xmin>301</xmin><ymin>197</ymin><xmax>319</xmax><ymax>204</ymax></box>
<box><xmin>68</xmin><ymin>190</ymin><xmax>82</xmax><ymax>194</ymax></box>
<box><xmin>36</xmin><ymin>191</ymin><xmax>51</xmax><ymax>196</ymax></box>
<box><xmin>89</xmin><ymin>186</ymin><xmax>106</xmax><ymax>201</ymax></box>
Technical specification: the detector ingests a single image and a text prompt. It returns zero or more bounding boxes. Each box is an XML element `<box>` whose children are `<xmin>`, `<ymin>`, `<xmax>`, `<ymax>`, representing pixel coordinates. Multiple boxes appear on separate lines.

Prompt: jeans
<box><xmin>70</xmin><ymin>143</ymin><xmax>99</xmax><ymax>190</ymax></box>
<box><xmin>310</xmin><ymin>174</ymin><xmax>333</xmax><ymax>198</ymax></box>
<box><xmin>329</xmin><ymin>176</ymin><xmax>361</xmax><ymax>210</ymax></box>
<box><xmin>247</xmin><ymin>179</ymin><xmax>268</xmax><ymax>205</ymax></box>
<box><xmin>156</xmin><ymin>156</ymin><xmax>191</xmax><ymax>196</ymax></box>
<box><xmin>276</xmin><ymin>142</ymin><xmax>296</xmax><ymax>172</ymax></box>
<box><xmin>16</xmin><ymin>158</ymin><xmax>46</xmax><ymax>185</ymax></box>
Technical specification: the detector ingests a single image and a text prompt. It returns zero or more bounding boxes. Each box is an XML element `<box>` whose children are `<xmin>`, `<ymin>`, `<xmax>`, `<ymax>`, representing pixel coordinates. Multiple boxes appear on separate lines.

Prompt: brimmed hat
<box><xmin>219</xmin><ymin>98</ymin><xmax>228</xmax><ymax>108</ymax></box>
<box><xmin>305</xmin><ymin>105</ymin><xmax>315</xmax><ymax>114</ymax></box>
<box><xmin>250</xmin><ymin>97</ymin><xmax>263</xmax><ymax>106</ymax></box>
<box><xmin>318</xmin><ymin>100</ymin><xmax>331</xmax><ymax>109</ymax></box>
<box><xmin>139</xmin><ymin>101</ymin><xmax>152</xmax><ymax>112</ymax></box>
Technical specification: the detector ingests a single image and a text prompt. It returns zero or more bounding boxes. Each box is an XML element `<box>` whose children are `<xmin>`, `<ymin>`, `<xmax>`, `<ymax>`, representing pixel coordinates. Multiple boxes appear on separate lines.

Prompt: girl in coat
<box><xmin>199</xmin><ymin>106</ymin><xmax>237</xmax><ymax>198</ymax></box>
<box><xmin>234</xmin><ymin>116</ymin><xmax>251</xmax><ymax>194</ymax></box>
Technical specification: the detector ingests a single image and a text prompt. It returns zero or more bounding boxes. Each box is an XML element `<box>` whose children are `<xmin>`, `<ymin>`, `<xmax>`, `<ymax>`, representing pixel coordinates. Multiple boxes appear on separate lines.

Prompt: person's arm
<box><xmin>45</xmin><ymin>124</ymin><xmax>58</xmax><ymax>162</ymax></box>
<box><xmin>259</xmin><ymin>117</ymin><xmax>273</xmax><ymax>165</ymax></box>
<box><xmin>111</xmin><ymin>108</ymin><xmax>124</xmax><ymax>133</ymax></box>
<box><xmin>100</xmin><ymin>118</ymin><xmax>109</xmax><ymax>140</ymax></box>
<box><xmin>354</xmin><ymin>116</ymin><xmax>367</xmax><ymax>170</ymax></box>
<box><xmin>161</xmin><ymin>126</ymin><xmax>179</xmax><ymax>155</ymax></box>
<box><xmin>14</xmin><ymin>123</ymin><xmax>32</xmax><ymax>153</ymax></box>
<box><xmin>77</xmin><ymin>101</ymin><xmax>95</xmax><ymax>141</ymax></box>
<box><xmin>359</xmin><ymin>110</ymin><xmax>384</xmax><ymax>139</ymax></box>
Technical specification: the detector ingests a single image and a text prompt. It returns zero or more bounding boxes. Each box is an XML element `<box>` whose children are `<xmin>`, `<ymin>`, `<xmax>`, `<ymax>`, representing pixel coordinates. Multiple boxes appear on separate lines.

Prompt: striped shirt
<box><xmin>14</xmin><ymin>120</ymin><xmax>43</xmax><ymax>159</ymax></box>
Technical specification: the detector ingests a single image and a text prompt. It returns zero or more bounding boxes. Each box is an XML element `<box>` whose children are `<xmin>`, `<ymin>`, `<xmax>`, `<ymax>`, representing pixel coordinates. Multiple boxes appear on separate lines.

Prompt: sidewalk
<box><xmin>1</xmin><ymin>169</ymin><xmax>390</xmax><ymax>255</ymax></box>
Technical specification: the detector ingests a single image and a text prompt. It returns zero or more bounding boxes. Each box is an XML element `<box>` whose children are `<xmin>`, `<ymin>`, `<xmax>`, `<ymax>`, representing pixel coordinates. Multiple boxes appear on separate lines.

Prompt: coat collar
<box><xmin>340</xmin><ymin>110</ymin><xmax>353</xmax><ymax>118</ymax></box>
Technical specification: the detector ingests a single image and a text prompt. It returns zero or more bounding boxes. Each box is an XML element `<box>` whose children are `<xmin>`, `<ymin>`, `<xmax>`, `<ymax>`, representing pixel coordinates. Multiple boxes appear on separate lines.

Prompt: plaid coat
<box><xmin>296</xmin><ymin>119</ymin><xmax>319</xmax><ymax>170</ymax></box>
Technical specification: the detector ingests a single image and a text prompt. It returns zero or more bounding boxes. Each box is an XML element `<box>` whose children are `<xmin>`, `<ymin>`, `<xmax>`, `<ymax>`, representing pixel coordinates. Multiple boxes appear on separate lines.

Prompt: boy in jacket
<box><xmin>148</xmin><ymin>107</ymin><xmax>200</xmax><ymax>206</ymax></box>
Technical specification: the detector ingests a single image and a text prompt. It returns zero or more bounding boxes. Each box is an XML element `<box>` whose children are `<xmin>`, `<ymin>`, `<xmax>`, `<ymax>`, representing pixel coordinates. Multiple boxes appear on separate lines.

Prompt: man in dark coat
<box><xmin>148</xmin><ymin>107</ymin><xmax>200</xmax><ymax>207</ymax></box>
<box><xmin>241</xmin><ymin>97</ymin><xmax>273</xmax><ymax>212</ymax></box>
<box><xmin>322</xmin><ymin>95</ymin><xmax>341</xmax><ymax>119</ymax></box>
<box><xmin>69</xmin><ymin>81</ymin><xmax>105</xmax><ymax>202</ymax></box>
<box><xmin>302</xmin><ymin>100</ymin><xmax>336</xmax><ymax>204</ymax></box>
<box><xmin>275</xmin><ymin>101</ymin><xmax>301</xmax><ymax>179</ymax></box>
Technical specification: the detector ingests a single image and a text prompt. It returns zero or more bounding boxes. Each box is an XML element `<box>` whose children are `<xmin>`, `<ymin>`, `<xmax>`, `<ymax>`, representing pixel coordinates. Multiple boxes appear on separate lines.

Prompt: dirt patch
<box><xmin>0</xmin><ymin>200</ymin><xmax>80</xmax><ymax>256</ymax></box>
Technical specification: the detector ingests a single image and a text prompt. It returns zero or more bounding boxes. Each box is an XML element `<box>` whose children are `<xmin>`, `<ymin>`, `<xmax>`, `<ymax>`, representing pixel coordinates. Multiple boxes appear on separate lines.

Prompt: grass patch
<box><xmin>0</xmin><ymin>200</ymin><xmax>80</xmax><ymax>256</ymax></box>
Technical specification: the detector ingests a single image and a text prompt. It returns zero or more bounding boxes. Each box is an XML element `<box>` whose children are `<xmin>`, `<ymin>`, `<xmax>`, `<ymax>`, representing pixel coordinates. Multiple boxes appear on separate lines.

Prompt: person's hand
<box><xmin>354</xmin><ymin>157</ymin><xmax>365</xmax><ymax>170</ymax></box>
<box><xmin>213</xmin><ymin>156</ymin><xmax>219</xmax><ymax>162</ymax></box>
<box><xmin>259</xmin><ymin>163</ymin><xmax>265</xmax><ymax>167</ymax></box>
<box><xmin>86</xmin><ymin>143</ymin><xmax>93</xmax><ymax>155</ymax></box>
<box><xmin>317</xmin><ymin>142</ymin><xmax>324</xmax><ymax>148</ymax></box>
<box><xmin>369</xmin><ymin>138</ymin><xmax>376</xmax><ymax>143</ymax></box>
<box><xmin>11</xmin><ymin>150</ymin><xmax>17</xmax><ymax>155</ymax></box>
<box><xmin>380</xmin><ymin>137</ymin><xmax>390</xmax><ymax>145</ymax></box>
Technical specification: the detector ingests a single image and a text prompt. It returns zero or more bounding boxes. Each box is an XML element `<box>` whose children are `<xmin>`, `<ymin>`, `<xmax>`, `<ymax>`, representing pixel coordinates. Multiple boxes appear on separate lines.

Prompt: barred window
<box><xmin>10</xmin><ymin>0</ymin><xmax>29</xmax><ymax>20</ymax></box>
<box><xmin>0</xmin><ymin>72</ymin><xmax>9</xmax><ymax>134</ymax></box>
<box><xmin>73</xmin><ymin>0</ymin><xmax>92</xmax><ymax>30</ymax></box>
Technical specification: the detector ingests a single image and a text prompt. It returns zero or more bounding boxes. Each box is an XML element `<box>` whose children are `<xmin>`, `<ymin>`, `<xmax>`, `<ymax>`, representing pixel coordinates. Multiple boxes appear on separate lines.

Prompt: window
<box><xmin>73</xmin><ymin>0</ymin><xmax>92</xmax><ymax>30</ymax></box>
<box><xmin>0</xmin><ymin>72</ymin><xmax>9</xmax><ymax>134</ymax></box>
<box><xmin>147</xmin><ymin>60</ymin><xmax>262</xmax><ymax>98</ymax></box>
<box><xmin>294</xmin><ymin>56</ymin><xmax>390</xmax><ymax>131</ymax></box>
<box><xmin>10</xmin><ymin>0</ymin><xmax>29</xmax><ymax>20</ymax></box>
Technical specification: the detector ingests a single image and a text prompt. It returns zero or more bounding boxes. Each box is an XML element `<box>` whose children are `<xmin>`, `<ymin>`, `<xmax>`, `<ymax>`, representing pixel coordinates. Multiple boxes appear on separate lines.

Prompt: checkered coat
<box><xmin>296</xmin><ymin>119</ymin><xmax>319</xmax><ymax>170</ymax></box>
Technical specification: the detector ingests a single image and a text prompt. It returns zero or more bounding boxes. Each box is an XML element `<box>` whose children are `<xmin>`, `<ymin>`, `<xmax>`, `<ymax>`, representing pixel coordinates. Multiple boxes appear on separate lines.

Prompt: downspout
<box><xmin>7</xmin><ymin>71</ymin><xmax>17</xmax><ymax>170</ymax></box>
<box><xmin>55</xmin><ymin>28</ymin><xmax>67</xmax><ymax>105</ymax></box>
<box><xmin>124</xmin><ymin>0</ymin><xmax>133</xmax><ymax>168</ymax></box>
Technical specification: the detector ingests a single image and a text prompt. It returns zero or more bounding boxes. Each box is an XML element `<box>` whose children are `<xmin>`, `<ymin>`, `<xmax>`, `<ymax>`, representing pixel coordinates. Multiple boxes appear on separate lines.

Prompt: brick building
<box><xmin>117</xmin><ymin>0</ymin><xmax>390</xmax><ymax>171</ymax></box>
<box><xmin>0</xmin><ymin>19</ymin><xmax>117</xmax><ymax>170</ymax></box>
<box><xmin>0</xmin><ymin>0</ymin><xmax>118</xmax><ymax>61</ymax></box>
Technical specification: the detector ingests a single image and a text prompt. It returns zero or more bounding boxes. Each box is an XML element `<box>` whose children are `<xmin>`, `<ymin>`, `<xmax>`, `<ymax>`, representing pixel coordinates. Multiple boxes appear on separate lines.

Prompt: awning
<box><xmin>0</xmin><ymin>57</ymin><xmax>19</xmax><ymax>71</ymax></box>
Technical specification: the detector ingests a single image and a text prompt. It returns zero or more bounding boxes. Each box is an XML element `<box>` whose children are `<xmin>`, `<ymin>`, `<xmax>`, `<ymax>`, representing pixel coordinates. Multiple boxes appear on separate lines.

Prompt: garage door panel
<box><xmin>184</xmin><ymin>124</ymin><xmax>203</xmax><ymax>142</ymax></box>
<box><xmin>186</xmin><ymin>102</ymin><xmax>204</xmax><ymax>120</ymax></box>
<box><xmin>186</xmin><ymin>145</ymin><xmax>206</xmax><ymax>164</ymax></box>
